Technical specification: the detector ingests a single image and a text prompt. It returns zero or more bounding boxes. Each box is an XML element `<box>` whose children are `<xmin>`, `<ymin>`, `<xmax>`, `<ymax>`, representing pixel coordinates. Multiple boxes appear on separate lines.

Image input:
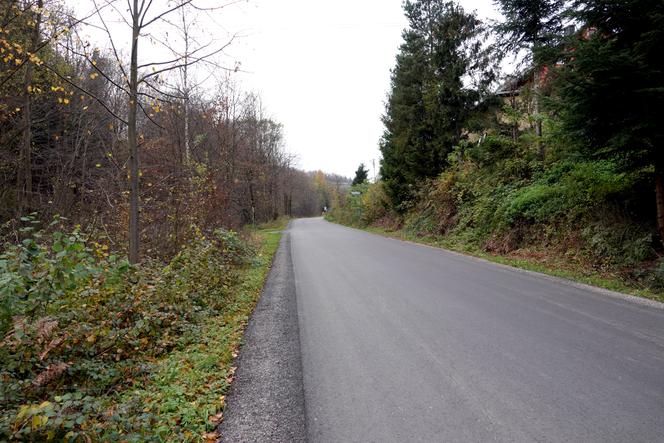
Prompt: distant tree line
<box><xmin>0</xmin><ymin>0</ymin><xmax>338</xmax><ymax>261</ymax></box>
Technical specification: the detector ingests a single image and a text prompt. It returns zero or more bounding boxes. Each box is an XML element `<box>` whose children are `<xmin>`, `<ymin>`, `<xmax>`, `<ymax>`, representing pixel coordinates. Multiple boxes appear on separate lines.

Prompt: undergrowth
<box><xmin>0</xmin><ymin>216</ymin><xmax>284</xmax><ymax>441</ymax></box>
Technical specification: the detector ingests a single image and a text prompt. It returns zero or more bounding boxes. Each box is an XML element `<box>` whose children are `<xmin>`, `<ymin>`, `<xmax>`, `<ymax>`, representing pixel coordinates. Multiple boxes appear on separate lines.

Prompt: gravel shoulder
<box><xmin>218</xmin><ymin>227</ymin><xmax>307</xmax><ymax>442</ymax></box>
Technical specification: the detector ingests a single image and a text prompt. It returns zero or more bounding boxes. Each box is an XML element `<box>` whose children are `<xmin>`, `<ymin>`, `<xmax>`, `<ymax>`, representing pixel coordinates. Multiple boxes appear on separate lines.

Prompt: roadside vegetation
<box><xmin>0</xmin><ymin>216</ymin><xmax>285</xmax><ymax>441</ymax></box>
<box><xmin>0</xmin><ymin>1</ymin><xmax>345</xmax><ymax>441</ymax></box>
<box><xmin>330</xmin><ymin>0</ymin><xmax>664</xmax><ymax>301</ymax></box>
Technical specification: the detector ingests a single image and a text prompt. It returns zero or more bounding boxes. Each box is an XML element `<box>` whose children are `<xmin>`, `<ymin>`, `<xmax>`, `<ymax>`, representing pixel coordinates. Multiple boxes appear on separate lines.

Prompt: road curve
<box><xmin>292</xmin><ymin>218</ymin><xmax>664</xmax><ymax>442</ymax></box>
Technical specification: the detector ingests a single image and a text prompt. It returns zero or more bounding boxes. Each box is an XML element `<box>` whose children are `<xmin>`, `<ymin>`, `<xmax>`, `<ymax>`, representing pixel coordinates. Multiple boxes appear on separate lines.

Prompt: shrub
<box><xmin>502</xmin><ymin>160</ymin><xmax>638</xmax><ymax>224</ymax></box>
<box><xmin>466</xmin><ymin>135</ymin><xmax>521</xmax><ymax>166</ymax></box>
<box><xmin>360</xmin><ymin>182</ymin><xmax>391</xmax><ymax>225</ymax></box>
<box><xmin>0</xmin><ymin>220</ymin><xmax>254</xmax><ymax>441</ymax></box>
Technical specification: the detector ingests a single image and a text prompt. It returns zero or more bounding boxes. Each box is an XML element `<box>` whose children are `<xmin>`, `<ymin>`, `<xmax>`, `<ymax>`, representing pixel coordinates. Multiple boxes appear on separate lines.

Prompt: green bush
<box><xmin>638</xmin><ymin>259</ymin><xmax>664</xmax><ymax>290</ymax></box>
<box><xmin>360</xmin><ymin>182</ymin><xmax>391</xmax><ymax>225</ymax></box>
<box><xmin>502</xmin><ymin>160</ymin><xmax>638</xmax><ymax>224</ymax></box>
<box><xmin>0</xmin><ymin>219</ymin><xmax>254</xmax><ymax>441</ymax></box>
<box><xmin>466</xmin><ymin>135</ymin><xmax>521</xmax><ymax>166</ymax></box>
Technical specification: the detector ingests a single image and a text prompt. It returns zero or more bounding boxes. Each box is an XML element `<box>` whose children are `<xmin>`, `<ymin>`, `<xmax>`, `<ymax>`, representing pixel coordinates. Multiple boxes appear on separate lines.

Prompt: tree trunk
<box><xmin>510</xmin><ymin>95</ymin><xmax>518</xmax><ymax>142</ymax></box>
<box><xmin>248</xmin><ymin>181</ymin><xmax>256</xmax><ymax>227</ymax></box>
<box><xmin>128</xmin><ymin>0</ymin><xmax>140</xmax><ymax>264</ymax></box>
<box><xmin>17</xmin><ymin>68</ymin><xmax>33</xmax><ymax>215</ymax></box>
<box><xmin>16</xmin><ymin>0</ymin><xmax>43</xmax><ymax>215</ymax></box>
<box><xmin>181</xmin><ymin>7</ymin><xmax>191</xmax><ymax>164</ymax></box>
<box><xmin>655</xmin><ymin>170</ymin><xmax>664</xmax><ymax>246</ymax></box>
<box><xmin>533</xmin><ymin>68</ymin><xmax>544</xmax><ymax>160</ymax></box>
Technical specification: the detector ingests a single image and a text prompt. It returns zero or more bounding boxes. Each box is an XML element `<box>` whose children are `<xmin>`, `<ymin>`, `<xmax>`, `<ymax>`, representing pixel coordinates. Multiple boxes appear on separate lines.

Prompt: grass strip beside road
<box><xmin>119</xmin><ymin>223</ymin><xmax>285</xmax><ymax>442</ymax></box>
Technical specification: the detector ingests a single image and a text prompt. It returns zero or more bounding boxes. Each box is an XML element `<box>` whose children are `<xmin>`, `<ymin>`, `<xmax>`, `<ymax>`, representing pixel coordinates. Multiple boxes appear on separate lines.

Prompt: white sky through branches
<box><xmin>70</xmin><ymin>0</ymin><xmax>500</xmax><ymax>178</ymax></box>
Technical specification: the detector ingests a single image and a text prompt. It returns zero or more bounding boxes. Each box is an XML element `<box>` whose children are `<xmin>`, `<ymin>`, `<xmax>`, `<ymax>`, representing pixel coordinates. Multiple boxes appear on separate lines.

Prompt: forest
<box><xmin>0</xmin><ymin>0</ymin><xmax>345</xmax><ymax>260</ymax></box>
<box><xmin>331</xmin><ymin>0</ymin><xmax>664</xmax><ymax>298</ymax></box>
<box><xmin>0</xmin><ymin>0</ymin><xmax>345</xmax><ymax>440</ymax></box>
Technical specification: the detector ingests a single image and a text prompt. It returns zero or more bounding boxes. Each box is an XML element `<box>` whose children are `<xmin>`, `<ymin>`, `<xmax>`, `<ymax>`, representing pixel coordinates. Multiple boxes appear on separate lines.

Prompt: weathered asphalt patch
<box><xmin>218</xmin><ymin>228</ymin><xmax>307</xmax><ymax>442</ymax></box>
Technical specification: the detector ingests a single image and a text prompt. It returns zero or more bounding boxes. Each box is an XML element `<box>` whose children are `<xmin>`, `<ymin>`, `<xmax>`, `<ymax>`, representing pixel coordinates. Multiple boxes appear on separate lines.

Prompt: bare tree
<box><xmin>15</xmin><ymin>0</ymin><xmax>43</xmax><ymax>214</ymax></box>
<box><xmin>66</xmin><ymin>0</ymin><xmax>235</xmax><ymax>263</ymax></box>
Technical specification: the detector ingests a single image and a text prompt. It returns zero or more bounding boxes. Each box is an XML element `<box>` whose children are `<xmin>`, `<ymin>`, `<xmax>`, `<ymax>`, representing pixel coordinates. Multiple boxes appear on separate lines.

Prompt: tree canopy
<box><xmin>380</xmin><ymin>0</ymin><xmax>494</xmax><ymax>208</ymax></box>
<box><xmin>352</xmin><ymin>163</ymin><xmax>369</xmax><ymax>186</ymax></box>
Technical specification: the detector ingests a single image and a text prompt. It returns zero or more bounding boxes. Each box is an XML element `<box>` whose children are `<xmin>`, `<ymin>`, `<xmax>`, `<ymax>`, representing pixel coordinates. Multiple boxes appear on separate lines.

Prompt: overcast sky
<box><xmin>74</xmin><ymin>0</ymin><xmax>501</xmax><ymax>178</ymax></box>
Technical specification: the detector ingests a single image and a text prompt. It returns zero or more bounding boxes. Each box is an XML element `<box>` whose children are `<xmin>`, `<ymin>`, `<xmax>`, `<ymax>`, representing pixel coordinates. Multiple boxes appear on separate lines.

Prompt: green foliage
<box><xmin>501</xmin><ymin>160</ymin><xmax>639</xmax><ymax>224</ymax></box>
<box><xmin>351</xmin><ymin>163</ymin><xmax>369</xmax><ymax>186</ymax></box>
<box><xmin>380</xmin><ymin>0</ymin><xmax>495</xmax><ymax>208</ymax></box>
<box><xmin>550</xmin><ymin>0</ymin><xmax>664</xmax><ymax>181</ymax></box>
<box><xmin>360</xmin><ymin>181</ymin><xmax>391</xmax><ymax>225</ymax></box>
<box><xmin>494</xmin><ymin>0</ymin><xmax>565</xmax><ymax>64</ymax></box>
<box><xmin>0</xmin><ymin>217</ymin><xmax>271</xmax><ymax>441</ymax></box>
<box><xmin>465</xmin><ymin>135</ymin><xmax>526</xmax><ymax>167</ymax></box>
<box><xmin>328</xmin><ymin>182</ymin><xmax>392</xmax><ymax>228</ymax></box>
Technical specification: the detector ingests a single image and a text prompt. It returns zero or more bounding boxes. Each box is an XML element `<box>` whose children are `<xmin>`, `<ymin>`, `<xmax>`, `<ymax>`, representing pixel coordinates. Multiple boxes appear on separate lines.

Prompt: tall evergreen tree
<box><xmin>494</xmin><ymin>0</ymin><xmax>565</xmax><ymax>62</ymax></box>
<box><xmin>352</xmin><ymin>163</ymin><xmax>369</xmax><ymax>186</ymax></box>
<box><xmin>380</xmin><ymin>0</ymin><xmax>493</xmax><ymax>208</ymax></box>
<box><xmin>554</xmin><ymin>0</ymin><xmax>664</xmax><ymax>241</ymax></box>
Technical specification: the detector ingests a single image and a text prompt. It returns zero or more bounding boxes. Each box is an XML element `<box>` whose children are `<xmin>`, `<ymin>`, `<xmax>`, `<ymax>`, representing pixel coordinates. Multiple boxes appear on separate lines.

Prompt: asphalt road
<box><xmin>291</xmin><ymin>218</ymin><xmax>664</xmax><ymax>442</ymax></box>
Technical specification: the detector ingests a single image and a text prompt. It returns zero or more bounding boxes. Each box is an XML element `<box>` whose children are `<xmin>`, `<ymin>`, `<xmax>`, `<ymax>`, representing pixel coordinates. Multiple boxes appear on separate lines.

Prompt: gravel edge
<box><xmin>217</xmin><ymin>227</ymin><xmax>307</xmax><ymax>442</ymax></box>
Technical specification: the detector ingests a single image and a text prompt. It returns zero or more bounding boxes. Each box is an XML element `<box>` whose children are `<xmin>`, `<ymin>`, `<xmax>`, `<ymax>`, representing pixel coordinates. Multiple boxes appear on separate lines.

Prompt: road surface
<box><xmin>292</xmin><ymin>218</ymin><xmax>664</xmax><ymax>442</ymax></box>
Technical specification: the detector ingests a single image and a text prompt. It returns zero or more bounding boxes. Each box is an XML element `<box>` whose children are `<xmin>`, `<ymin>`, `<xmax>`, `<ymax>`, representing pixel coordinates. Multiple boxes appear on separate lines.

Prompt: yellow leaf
<box><xmin>16</xmin><ymin>405</ymin><xmax>30</xmax><ymax>420</ymax></box>
<box><xmin>32</xmin><ymin>414</ymin><xmax>47</xmax><ymax>429</ymax></box>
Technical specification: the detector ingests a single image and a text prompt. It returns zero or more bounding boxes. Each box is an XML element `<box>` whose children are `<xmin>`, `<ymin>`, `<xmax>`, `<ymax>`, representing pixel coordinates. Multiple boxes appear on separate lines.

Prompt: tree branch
<box><xmin>40</xmin><ymin>61</ymin><xmax>128</xmax><ymax>125</ymax></box>
<box><xmin>137</xmin><ymin>40</ymin><xmax>212</xmax><ymax>69</ymax></box>
<box><xmin>139</xmin><ymin>35</ymin><xmax>235</xmax><ymax>82</ymax></box>
<box><xmin>91</xmin><ymin>0</ymin><xmax>130</xmax><ymax>87</ymax></box>
<box><xmin>140</xmin><ymin>0</ymin><xmax>194</xmax><ymax>28</ymax></box>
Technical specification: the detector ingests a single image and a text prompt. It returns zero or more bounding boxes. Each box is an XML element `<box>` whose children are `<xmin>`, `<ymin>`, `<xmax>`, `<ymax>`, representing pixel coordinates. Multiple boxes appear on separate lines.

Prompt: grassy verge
<box><xmin>329</xmin><ymin>218</ymin><xmax>663</xmax><ymax>303</ymax></box>
<box><xmin>0</xmin><ymin>219</ymin><xmax>286</xmax><ymax>442</ymax></box>
<box><xmin>120</xmin><ymin>223</ymin><xmax>285</xmax><ymax>442</ymax></box>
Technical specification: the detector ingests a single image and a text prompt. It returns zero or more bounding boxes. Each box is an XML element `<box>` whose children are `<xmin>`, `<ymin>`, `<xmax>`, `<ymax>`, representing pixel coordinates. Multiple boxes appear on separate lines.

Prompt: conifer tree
<box><xmin>554</xmin><ymin>0</ymin><xmax>664</xmax><ymax>241</ymax></box>
<box><xmin>380</xmin><ymin>0</ymin><xmax>493</xmax><ymax>208</ymax></box>
<box><xmin>352</xmin><ymin>163</ymin><xmax>369</xmax><ymax>186</ymax></box>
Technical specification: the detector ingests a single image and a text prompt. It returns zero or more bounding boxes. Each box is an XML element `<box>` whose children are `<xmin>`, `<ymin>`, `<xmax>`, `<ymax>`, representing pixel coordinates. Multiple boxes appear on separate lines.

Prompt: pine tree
<box><xmin>352</xmin><ymin>163</ymin><xmax>369</xmax><ymax>186</ymax></box>
<box><xmin>494</xmin><ymin>0</ymin><xmax>565</xmax><ymax>63</ymax></box>
<box><xmin>380</xmin><ymin>0</ymin><xmax>493</xmax><ymax>208</ymax></box>
<box><xmin>554</xmin><ymin>0</ymin><xmax>664</xmax><ymax>241</ymax></box>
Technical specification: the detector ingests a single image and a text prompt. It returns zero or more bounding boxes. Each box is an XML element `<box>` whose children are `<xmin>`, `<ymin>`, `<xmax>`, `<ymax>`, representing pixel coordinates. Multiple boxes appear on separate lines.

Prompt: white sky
<box><xmin>72</xmin><ymin>0</ymin><xmax>501</xmax><ymax>178</ymax></box>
